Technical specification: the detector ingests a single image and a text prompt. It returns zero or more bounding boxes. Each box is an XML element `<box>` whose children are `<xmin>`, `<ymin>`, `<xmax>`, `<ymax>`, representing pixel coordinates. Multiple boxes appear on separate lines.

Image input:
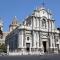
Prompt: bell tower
<box><xmin>9</xmin><ymin>16</ymin><xmax>19</xmax><ymax>32</ymax></box>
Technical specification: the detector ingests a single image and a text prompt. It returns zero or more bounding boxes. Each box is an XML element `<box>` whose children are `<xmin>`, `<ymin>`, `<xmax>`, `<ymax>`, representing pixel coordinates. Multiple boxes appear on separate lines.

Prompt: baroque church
<box><xmin>4</xmin><ymin>5</ymin><xmax>60</xmax><ymax>55</ymax></box>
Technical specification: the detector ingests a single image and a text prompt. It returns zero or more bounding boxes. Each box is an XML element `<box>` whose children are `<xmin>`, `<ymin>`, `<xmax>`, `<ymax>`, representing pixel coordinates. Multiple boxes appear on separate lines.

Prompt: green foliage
<box><xmin>0</xmin><ymin>44</ymin><xmax>7</xmax><ymax>53</ymax></box>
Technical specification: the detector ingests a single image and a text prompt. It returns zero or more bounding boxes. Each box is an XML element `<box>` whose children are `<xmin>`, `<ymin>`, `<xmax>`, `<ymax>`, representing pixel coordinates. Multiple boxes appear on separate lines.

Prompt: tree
<box><xmin>0</xmin><ymin>43</ymin><xmax>7</xmax><ymax>53</ymax></box>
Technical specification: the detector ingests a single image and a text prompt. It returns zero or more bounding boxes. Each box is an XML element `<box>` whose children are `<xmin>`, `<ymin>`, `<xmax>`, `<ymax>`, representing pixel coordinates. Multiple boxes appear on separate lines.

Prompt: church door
<box><xmin>43</xmin><ymin>41</ymin><xmax>47</xmax><ymax>52</ymax></box>
<box><xmin>26</xmin><ymin>43</ymin><xmax>30</xmax><ymax>52</ymax></box>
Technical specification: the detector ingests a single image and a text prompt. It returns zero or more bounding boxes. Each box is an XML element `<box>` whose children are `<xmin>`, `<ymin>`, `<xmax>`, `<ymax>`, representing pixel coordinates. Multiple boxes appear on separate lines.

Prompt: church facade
<box><xmin>6</xmin><ymin>6</ymin><xmax>60</xmax><ymax>55</ymax></box>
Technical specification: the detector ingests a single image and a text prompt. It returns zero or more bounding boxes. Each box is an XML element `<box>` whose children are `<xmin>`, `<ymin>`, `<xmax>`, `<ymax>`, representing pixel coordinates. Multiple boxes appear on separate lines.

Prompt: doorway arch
<box><xmin>43</xmin><ymin>41</ymin><xmax>47</xmax><ymax>52</ymax></box>
<box><xmin>26</xmin><ymin>43</ymin><xmax>30</xmax><ymax>52</ymax></box>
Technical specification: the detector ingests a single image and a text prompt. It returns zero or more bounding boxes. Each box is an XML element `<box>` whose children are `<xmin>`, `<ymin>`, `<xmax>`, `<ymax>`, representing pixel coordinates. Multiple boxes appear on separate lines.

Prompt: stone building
<box><xmin>9</xmin><ymin>16</ymin><xmax>20</xmax><ymax>32</ymax></box>
<box><xmin>6</xmin><ymin>6</ymin><xmax>60</xmax><ymax>55</ymax></box>
<box><xmin>0</xmin><ymin>19</ymin><xmax>9</xmax><ymax>45</ymax></box>
<box><xmin>0</xmin><ymin>16</ymin><xmax>19</xmax><ymax>45</ymax></box>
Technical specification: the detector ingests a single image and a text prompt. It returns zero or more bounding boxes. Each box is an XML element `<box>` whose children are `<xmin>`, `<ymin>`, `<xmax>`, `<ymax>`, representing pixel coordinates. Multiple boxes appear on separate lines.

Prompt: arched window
<box><xmin>27</xmin><ymin>37</ymin><xmax>29</xmax><ymax>40</ymax></box>
<box><xmin>42</xmin><ymin>19</ymin><xmax>46</xmax><ymax>28</ymax></box>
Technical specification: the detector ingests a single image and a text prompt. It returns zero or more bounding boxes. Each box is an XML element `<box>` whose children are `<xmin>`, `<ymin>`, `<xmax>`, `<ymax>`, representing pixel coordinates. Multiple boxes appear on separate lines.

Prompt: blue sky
<box><xmin>0</xmin><ymin>0</ymin><xmax>60</xmax><ymax>32</ymax></box>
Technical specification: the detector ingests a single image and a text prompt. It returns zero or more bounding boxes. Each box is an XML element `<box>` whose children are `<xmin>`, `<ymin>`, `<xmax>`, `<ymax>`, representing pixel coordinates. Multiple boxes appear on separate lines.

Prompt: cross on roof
<box><xmin>42</xmin><ymin>0</ymin><xmax>45</xmax><ymax>7</ymax></box>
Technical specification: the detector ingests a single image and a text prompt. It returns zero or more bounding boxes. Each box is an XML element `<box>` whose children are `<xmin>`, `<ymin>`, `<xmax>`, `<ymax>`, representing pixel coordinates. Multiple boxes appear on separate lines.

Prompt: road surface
<box><xmin>0</xmin><ymin>54</ymin><xmax>60</xmax><ymax>60</ymax></box>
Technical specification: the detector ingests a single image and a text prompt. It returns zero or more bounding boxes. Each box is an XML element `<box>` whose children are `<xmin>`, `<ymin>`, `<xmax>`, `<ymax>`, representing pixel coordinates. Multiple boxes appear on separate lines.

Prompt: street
<box><xmin>0</xmin><ymin>54</ymin><xmax>60</xmax><ymax>60</ymax></box>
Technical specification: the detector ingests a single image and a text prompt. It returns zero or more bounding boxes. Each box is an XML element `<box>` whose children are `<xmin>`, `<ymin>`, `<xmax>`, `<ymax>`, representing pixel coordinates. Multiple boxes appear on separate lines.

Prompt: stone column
<box><xmin>18</xmin><ymin>32</ymin><xmax>21</xmax><ymax>48</ymax></box>
<box><xmin>46</xmin><ymin>41</ymin><xmax>49</xmax><ymax>52</ymax></box>
<box><xmin>39</xmin><ymin>33</ymin><xmax>44</xmax><ymax>53</ymax></box>
<box><xmin>50</xmin><ymin>35</ymin><xmax>53</xmax><ymax>48</ymax></box>
<box><xmin>49</xmin><ymin>34</ymin><xmax>53</xmax><ymax>53</ymax></box>
<box><xmin>36</xmin><ymin>32</ymin><xmax>39</xmax><ymax>48</ymax></box>
<box><xmin>53</xmin><ymin>34</ymin><xmax>58</xmax><ymax>53</ymax></box>
<box><xmin>18</xmin><ymin>31</ymin><xmax>24</xmax><ymax>48</ymax></box>
<box><xmin>57</xmin><ymin>28</ymin><xmax>60</xmax><ymax>52</ymax></box>
<box><xmin>58</xmin><ymin>34</ymin><xmax>60</xmax><ymax>52</ymax></box>
<box><xmin>33</xmin><ymin>31</ymin><xmax>36</xmax><ymax>48</ymax></box>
